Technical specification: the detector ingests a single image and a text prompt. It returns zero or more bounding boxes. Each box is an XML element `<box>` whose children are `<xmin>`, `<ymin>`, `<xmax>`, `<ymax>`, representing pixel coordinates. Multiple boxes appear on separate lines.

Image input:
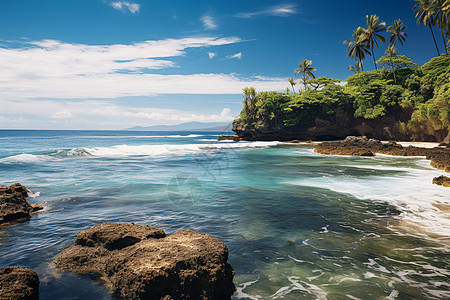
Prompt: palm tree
<box><xmin>294</xmin><ymin>59</ymin><xmax>316</xmax><ymax>91</ymax></box>
<box><xmin>433</xmin><ymin>0</ymin><xmax>449</xmax><ymax>55</ymax></box>
<box><xmin>414</xmin><ymin>0</ymin><xmax>441</xmax><ymax>55</ymax></box>
<box><xmin>348</xmin><ymin>61</ymin><xmax>363</xmax><ymax>74</ymax></box>
<box><xmin>344</xmin><ymin>27</ymin><xmax>370</xmax><ymax>71</ymax></box>
<box><xmin>385</xmin><ymin>45</ymin><xmax>398</xmax><ymax>83</ymax></box>
<box><xmin>288</xmin><ymin>77</ymin><xmax>297</xmax><ymax>94</ymax></box>
<box><xmin>360</xmin><ymin>15</ymin><xmax>386</xmax><ymax>70</ymax></box>
<box><xmin>387</xmin><ymin>19</ymin><xmax>408</xmax><ymax>47</ymax></box>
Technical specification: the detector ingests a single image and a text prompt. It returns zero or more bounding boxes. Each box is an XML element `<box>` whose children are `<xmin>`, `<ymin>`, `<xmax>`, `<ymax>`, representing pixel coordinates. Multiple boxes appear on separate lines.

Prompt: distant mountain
<box><xmin>124</xmin><ymin>122</ymin><xmax>232</xmax><ymax>132</ymax></box>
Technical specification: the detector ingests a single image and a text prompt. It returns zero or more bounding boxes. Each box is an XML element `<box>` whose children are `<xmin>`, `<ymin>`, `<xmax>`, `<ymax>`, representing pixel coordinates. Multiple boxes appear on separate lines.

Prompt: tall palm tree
<box><xmin>387</xmin><ymin>19</ymin><xmax>408</xmax><ymax>47</ymax></box>
<box><xmin>433</xmin><ymin>0</ymin><xmax>449</xmax><ymax>55</ymax></box>
<box><xmin>294</xmin><ymin>59</ymin><xmax>316</xmax><ymax>91</ymax></box>
<box><xmin>288</xmin><ymin>77</ymin><xmax>297</xmax><ymax>94</ymax></box>
<box><xmin>344</xmin><ymin>27</ymin><xmax>370</xmax><ymax>71</ymax></box>
<box><xmin>414</xmin><ymin>0</ymin><xmax>441</xmax><ymax>55</ymax></box>
<box><xmin>360</xmin><ymin>15</ymin><xmax>386</xmax><ymax>70</ymax></box>
<box><xmin>348</xmin><ymin>61</ymin><xmax>363</xmax><ymax>74</ymax></box>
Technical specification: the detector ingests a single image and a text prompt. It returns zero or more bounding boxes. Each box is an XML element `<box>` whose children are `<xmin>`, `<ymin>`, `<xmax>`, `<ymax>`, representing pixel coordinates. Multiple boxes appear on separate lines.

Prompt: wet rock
<box><xmin>54</xmin><ymin>223</ymin><xmax>235</xmax><ymax>300</ymax></box>
<box><xmin>0</xmin><ymin>183</ymin><xmax>43</xmax><ymax>224</ymax></box>
<box><xmin>217</xmin><ymin>135</ymin><xmax>241</xmax><ymax>142</ymax></box>
<box><xmin>315</xmin><ymin>136</ymin><xmax>450</xmax><ymax>173</ymax></box>
<box><xmin>0</xmin><ymin>266</ymin><xmax>39</xmax><ymax>300</ymax></box>
<box><xmin>433</xmin><ymin>175</ymin><xmax>450</xmax><ymax>187</ymax></box>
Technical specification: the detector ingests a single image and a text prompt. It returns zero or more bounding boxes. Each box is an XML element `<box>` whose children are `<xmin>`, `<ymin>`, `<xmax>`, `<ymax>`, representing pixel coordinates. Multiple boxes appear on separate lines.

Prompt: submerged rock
<box><xmin>217</xmin><ymin>135</ymin><xmax>241</xmax><ymax>142</ymax></box>
<box><xmin>0</xmin><ymin>183</ymin><xmax>43</xmax><ymax>224</ymax></box>
<box><xmin>0</xmin><ymin>266</ymin><xmax>40</xmax><ymax>300</ymax></box>
<box><xmin>433</xmin><ymin>175</ymin><xmax>450</xmax><ymax>187</ymax></box>
<box><xmin>54</xmin><ymin>222</ymin><xmax>235</xmax><ymax>300</ymax></box>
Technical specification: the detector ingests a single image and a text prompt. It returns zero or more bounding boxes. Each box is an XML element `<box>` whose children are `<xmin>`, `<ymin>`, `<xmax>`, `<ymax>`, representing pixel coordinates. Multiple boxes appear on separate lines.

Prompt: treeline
<box><xmin>237</xmin><ymin>1</ymin><xmax>450</xmax><ymax>139</ymax></box>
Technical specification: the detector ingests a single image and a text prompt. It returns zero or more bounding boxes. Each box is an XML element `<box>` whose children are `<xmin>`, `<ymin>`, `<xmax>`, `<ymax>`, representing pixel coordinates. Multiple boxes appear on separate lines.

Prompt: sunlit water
<box><xmin>0</xmin><ymin>130</ymin><xmax>449</xmax><ymax>299</ymax></box>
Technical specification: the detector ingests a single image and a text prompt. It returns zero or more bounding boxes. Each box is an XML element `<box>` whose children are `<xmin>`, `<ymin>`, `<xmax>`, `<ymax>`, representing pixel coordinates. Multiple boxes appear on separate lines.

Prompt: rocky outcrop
<box><xmin>232</xmin><ymin>109</ymin><xmax>449</xmax><ymax>142</ymax></box>
<box><xmin>54</xmin><ymin>223</ymin><xmax>235</xmax><ymax>300</ymax></box>
<box><xmin>0</xmin><ymin>266</ymin><xmax>39</xmax><ymax>300</ymax></box>
<box><xmin>314</xmin><ymin>136</ymin><xmax>450</xmax><ymax>182</ymax></box>
<box><xmin>433</xmin><ymin>175</ymin><xmax>450</xmax><ymax>187</ymax></box>
<box><xmin>217</xmin><ymin>135</ymin><xmax>241</xmax><ymax>142</ymax></box>
<box><xmin>0</xmin><ymin>183</ymin><xmax>43</xmax><ymax>224</ymax></box>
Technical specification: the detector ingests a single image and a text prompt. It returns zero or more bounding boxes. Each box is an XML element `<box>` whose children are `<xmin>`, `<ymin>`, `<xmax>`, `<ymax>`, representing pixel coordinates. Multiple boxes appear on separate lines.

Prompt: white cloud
<box><xmin>52</xmin><ymin>109</ymin><xmax>72</xmax><ymax>119</ymax></box>
<box><xmin>0</xmin><ymin>98</ymin><xmax>236</xmax><ymax>129</ymax></box>
<box><xmin>0</xmin><ymin>38</ymin><xmax>289</xmax><ymax>100</ymax></box>
<box><xmin>201</xmin><ymin>14</ymin><xmax>218</xmax><ymax>30</ymax></box>
<box><xmin>226</xmin><ymin>52</ymin><xmax>242</xmax><ymax>60</ymax></box>
<box><xmin>208</xmin><ymin>52</ymin><xmax>216</xmax><ymax>59</ymax></box>
<box><xmin>110</xmin><ymin>1</ymin><xmax>140</xmax><ymax>14</ymax></box>
<box><xmin>235</xmin><ymin>4</ymin><xmax>297</xmax><ymax>18</ymax></box>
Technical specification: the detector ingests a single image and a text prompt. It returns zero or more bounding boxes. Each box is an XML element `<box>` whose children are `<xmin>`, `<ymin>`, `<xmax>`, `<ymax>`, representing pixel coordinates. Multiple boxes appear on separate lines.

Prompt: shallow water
<box><xmin>0</xmin><ymin>130</ymin><xmax>449</xmax><ymax>299</ymax></box>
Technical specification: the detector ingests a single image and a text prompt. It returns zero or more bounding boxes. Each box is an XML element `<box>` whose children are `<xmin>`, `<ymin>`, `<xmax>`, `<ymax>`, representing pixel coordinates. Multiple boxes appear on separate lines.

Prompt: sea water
<box><xmin>0</xmin><ymin>130</ymin><xmax>449</xmax><ymax>299</ymax></box>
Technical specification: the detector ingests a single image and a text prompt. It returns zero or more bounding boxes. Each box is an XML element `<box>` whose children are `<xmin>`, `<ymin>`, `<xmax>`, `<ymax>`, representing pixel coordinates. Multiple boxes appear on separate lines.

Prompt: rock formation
<box><xmin>0</xmin><ymin>183</ymin><xmax>43</xmax><ymax>224</ymax></box>
<box><xmin>0</xmin><ymin>266</ymin><xmax>39</xmax><ymax>300</ymax></box>
<box><xmin>433</xmin><ymin>175</ymin><xmax>450</xmax><ymax>187</ymax></box>
<box><xmin>54</xmin><ymin>222</ymin><xmax>235</xmax><ymax>300</ymax></box>
<box><xmin>217</xmin><ymin>135</ymin><xmax>241</xmax><ymax>142</ymax></box>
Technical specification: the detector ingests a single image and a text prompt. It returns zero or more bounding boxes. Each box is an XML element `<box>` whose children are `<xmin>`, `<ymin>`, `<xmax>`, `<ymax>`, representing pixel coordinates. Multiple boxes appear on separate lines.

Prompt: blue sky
<box><xmin>0</xmin><ymin>0</ymin><xmax>443</xmax><ymax>129</ymax></box>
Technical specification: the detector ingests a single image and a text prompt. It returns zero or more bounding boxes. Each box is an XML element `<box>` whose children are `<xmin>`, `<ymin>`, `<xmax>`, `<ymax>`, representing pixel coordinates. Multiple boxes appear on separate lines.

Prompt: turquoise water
<box><xmin>0</xmin><ymin>130</ymin><xmax>449</xmax><ymax>299</ymax></box>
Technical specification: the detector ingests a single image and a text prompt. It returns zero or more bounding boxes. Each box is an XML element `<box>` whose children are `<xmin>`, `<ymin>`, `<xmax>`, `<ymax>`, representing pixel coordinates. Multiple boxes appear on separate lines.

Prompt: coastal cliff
<box><xmin>232</xmin><ymin>108</ymin><xmax>450</xmax><ymax>142</ymax></box>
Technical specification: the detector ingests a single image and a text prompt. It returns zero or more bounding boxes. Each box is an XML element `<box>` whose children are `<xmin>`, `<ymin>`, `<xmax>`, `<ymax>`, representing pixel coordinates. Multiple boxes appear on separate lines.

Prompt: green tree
<box><xmin>294</xmin><ymin>59</ymin><xmax>316</xmax><ymax>91</ymax></box>
<box><xmin>241</xmin><ymin>87</ymin><xmax>257</xmax><ymax>121</ymax></box>
<box><xmin>414</xmin><ymin>0</ymin><xmax>441</xmax><ymax>56</ymax></box>
<box><xmin>360</xmin><ymin>15</ymin><xmax>386</xmax><ymax>70</ymax></box>
<box><xmin>387</xmin><ymin>19</ymin><xmax>408</xmax><ymax>47</ymax></box>
<box><xmin>344</xmin><ymin>27</ymin><xmax>370</xmax><ymax>71</ymax></box>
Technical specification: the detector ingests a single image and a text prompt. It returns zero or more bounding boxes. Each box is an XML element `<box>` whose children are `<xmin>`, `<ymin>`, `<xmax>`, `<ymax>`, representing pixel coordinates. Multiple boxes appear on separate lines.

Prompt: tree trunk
<box><xmin>372</xmin><ymin>48</ymin><xmax>377</xmax><ymax>70</ymax></box>
<box><xmin>390</xmin><ymin>60</ymin><xmax>397</xmax><ymax>84</ymax></box>
<box><xmin>441</xmin><ymin>31</ymin><xmax>448</xmax><ymax>56</ymax></box>
<box><xmin>429</xmin><ymin>25</ymin><xmax>441</xmax><ymax>56</ymax></box>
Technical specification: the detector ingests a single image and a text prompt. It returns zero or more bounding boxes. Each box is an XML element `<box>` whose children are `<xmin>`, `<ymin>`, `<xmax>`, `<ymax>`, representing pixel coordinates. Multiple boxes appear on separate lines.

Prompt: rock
<box><xmin>217</xmin><ymin>135</ymin><xmax>241</xmax><ymax>142</ymax></box>
<box><xmin>0</xmin><ymin>183</ymin><xmax>43</xmax><ymax>224</ymax></box>
<box><xmin>54</xmin><ymin>223</ymin><xmax>235</xmax><ymax>300</ymax></box>
<box><xmin>315</xmin><ymin>137</ymin><xmax>450</xmax><ymax>173</ymax></box>
<box><xmin>0</xmin><ymin>266</ymin><xmax>39</xmax><ymax>300</ymax></box>
<box><xmin>433</xmin><ymin>176</ymin><xmax>450</xmax><ymax>187</ymax></box>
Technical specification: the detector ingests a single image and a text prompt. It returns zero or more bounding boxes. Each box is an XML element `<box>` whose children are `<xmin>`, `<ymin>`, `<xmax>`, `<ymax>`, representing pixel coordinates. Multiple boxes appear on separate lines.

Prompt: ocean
<box><xmin>0</xmin><ymin>130</ymin><xmax>449</xmax><ymax>299</ymax></box>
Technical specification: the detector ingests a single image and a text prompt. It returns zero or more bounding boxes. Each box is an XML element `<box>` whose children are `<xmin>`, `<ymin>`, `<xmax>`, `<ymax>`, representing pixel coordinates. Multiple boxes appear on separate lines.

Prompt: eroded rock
<box><xmin>54</xmin><ymin>222</ymin><xmax>235</xmax><ymax>300</ymax></box>
<box><xmin>0</xmin><ymin>266</ymin><xmax>39</xmax><ymax>300</ymax></box>
<box><xmin>315</xmin><ymin>136</ymin><xmax>450</xmax><ymax>173</ymax></box>
<box><xmin>433</xmin><ymin>175</ymin><xmax>450</xmax><ymax>187</ymax></box>
<box><xmin>0</xmin><ymin>183</ymin><xmax>43</xmax><ymax>224</ymax></box>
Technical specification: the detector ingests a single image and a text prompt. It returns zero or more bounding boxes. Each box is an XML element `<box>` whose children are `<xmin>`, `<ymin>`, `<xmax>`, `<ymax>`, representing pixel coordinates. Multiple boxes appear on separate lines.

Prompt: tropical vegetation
<box><xmin>236</xmin><ymin>2</ymin><xmax>450</xmax><ymax>140</ymax></box>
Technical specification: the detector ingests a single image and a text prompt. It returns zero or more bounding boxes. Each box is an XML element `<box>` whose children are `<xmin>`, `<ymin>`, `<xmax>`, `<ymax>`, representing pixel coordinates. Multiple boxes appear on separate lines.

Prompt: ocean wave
<box><xmin>285</xmin><ymin>161</ymin><xmax>450</xmax><ymax>237</ymax></box>
<box><xmin>0</xmin><ymin>141</ymin><xmax>281</xmax><ymax>163</ymax></box>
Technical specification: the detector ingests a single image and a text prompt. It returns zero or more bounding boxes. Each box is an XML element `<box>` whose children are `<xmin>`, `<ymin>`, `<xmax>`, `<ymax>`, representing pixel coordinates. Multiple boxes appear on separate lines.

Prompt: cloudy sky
<box><xmin>0</xmin><ymin>0</ymin><xmax>440</xmax><ymax>129</ymax></box>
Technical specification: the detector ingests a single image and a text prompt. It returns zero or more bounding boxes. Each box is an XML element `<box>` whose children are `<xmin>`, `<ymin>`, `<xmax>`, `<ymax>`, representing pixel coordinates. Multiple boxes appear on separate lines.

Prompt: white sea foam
<box><xmin>0</xmin><ymin>141</ymin><xmax>281</xmax><ymax>162</ymax></box>
<box><xmin>285</xmin><ymin>158</ymin><xmax>450</xmax><ymax>237</ymax></box>
<box><xmin>0</xmin><ymin>154</ymin><xmax>50</xmax><ymax>164</ymax></box>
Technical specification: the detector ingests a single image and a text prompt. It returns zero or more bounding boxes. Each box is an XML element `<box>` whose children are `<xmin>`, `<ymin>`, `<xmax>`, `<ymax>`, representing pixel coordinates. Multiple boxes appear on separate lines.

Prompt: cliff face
<box><xmin>232</xmin><ymin>108</ymin><xmax>450</xmax><ymax>142</ymax></box>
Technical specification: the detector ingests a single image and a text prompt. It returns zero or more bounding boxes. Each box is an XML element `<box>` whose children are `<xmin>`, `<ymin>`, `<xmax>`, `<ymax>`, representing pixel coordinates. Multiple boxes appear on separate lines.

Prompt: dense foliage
<box><xmin>237</xmin><ymin>56</ymin><xmax>450</xmax><ymax>137</ymax></box>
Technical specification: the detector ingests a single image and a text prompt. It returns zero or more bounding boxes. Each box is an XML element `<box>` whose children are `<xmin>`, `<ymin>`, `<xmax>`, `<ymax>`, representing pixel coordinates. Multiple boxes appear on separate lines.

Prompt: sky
<box><xmin>0</xmin><ymin>0</ymin><xmax>444</xmax><ymax>130</ymax></box>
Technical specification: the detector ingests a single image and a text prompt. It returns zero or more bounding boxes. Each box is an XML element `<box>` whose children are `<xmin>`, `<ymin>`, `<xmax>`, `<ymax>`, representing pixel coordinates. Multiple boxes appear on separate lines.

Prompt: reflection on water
<box><xmin>0</xmin><ymin>131</ymin><xmax>449</xmax><ymax>299</ymax></box>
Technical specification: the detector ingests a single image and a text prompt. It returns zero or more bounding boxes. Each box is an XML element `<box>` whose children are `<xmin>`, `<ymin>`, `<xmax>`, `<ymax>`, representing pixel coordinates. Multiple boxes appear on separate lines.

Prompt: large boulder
<box><xmin>0</xmin><ymin>266</ymin><xmax>40</xmax><ymax>300</ymax></box>
<box><xmin>0</xmin><ymin>183</ymin><xmax>43</xmax><ymax>224</ymax></box>
<box><xmin>433</xmin><ymin>175</ymin><xmax>450</xmax><ymax>187</ymax></box>
<box><xmin>54</xmin><ymin>223</ymin><xmax>235</xmax><ymax>300</ymax></box>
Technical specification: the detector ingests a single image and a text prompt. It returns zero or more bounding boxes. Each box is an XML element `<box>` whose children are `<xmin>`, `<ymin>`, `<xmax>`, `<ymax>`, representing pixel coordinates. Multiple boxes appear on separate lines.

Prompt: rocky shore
<box><xmin>314</xmin><ymin>136</ymin><xmax>450</xmax><ymax>186</ymax></box>
<box><xmin>0</xmin><ymin>183</ymin><xmax>43</xmax><ymax>224</ymax></box>
<box><xmin>54</xmin><ymin>222</ymin><xmax>235</xmax><ymax>300</ymax></box>
<box><xmin>0</xmin><ymin>266</ymin><xmax>40</xmax><ymax>300</ymax></box>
